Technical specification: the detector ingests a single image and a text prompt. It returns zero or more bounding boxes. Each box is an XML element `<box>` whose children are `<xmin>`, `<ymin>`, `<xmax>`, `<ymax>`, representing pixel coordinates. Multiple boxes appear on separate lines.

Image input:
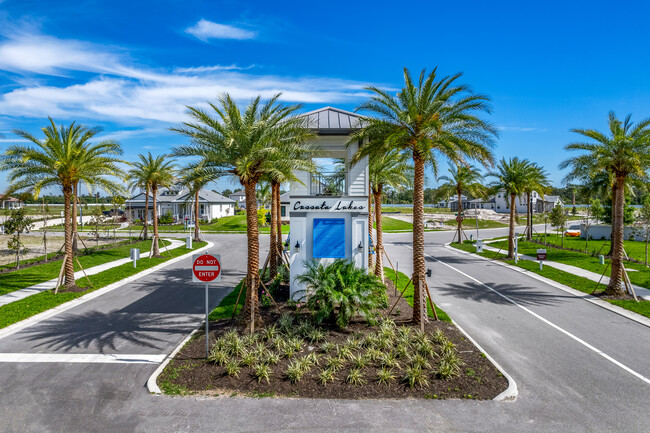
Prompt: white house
<box><xmin>0</xmin><ymin>195</ymin><xmax>24</xmax><ymax>210</ymax></box>
<box><xmin>493</xmin><ymin>191</ymin><xmax>563</xmax><ymax>214</ymax></box>
<box><xmin>289</xmin><ymin>107</ymin><xmax>369</xmax><ymax>298</ymax></box>
<box><xmin>125</xmin><ymin>187</ymin><xmax>235</xmax><ymax>222</ymax></box>
<box><xmin>229</xmin><ymin>190</ymin><xmax>247</xmax><ymax>208</ymax></box>
<box><xmin>280</xmin><ymin>191</ymin><xmax>291</xmax><ymax>223</ymax></box>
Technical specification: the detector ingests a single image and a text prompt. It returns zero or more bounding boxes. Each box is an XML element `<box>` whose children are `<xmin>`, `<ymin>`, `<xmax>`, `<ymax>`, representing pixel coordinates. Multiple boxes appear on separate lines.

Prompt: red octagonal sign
<box><xmin>193</xmin><ymin>253</ymin><xmax>221</xmax><ymax>283</ymax></box>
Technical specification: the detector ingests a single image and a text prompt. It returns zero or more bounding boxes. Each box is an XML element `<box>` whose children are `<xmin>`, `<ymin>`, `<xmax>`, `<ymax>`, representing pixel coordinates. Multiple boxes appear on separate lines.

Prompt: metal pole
<box><xmin>475</xmin><ymin>207</ymin><xmax>479</xmax><ymax>240</ymax></box>
<box><xmin>205</xmin><ymin>282</ymin><xmax>209</xmax><ymax>358</ymax></box>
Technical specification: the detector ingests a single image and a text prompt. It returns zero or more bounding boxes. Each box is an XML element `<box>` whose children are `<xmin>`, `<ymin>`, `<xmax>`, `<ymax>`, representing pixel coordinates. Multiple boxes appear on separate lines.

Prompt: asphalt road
<box><xmin>0</xmin><ymin>227</ymin><xmax>648</xmax><ymax>432</ymax></box>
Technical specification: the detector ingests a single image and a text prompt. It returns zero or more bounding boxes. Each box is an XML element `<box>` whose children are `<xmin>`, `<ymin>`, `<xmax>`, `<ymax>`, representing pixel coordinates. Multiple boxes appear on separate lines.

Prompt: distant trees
<box><xmin>549</xmin><ymin>204</ymin><xmax>567</xmax><ymax>248</ymax></box>
<box><xmin>3</xmin><ymin>207</ymin><xmax>33</xmax><ymax>268</ymax></box>
<box><xmin>438</xmin><ymin>164</ymin><xmax>486</xmax><ymax>244</ymax></box>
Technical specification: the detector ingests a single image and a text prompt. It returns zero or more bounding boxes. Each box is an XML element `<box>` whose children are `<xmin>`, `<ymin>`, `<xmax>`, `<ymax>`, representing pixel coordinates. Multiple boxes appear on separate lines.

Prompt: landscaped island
<box><xmin>158</xmin><ymin>266</ymin><xmax>508</xmax><ymax>399</ymax></box>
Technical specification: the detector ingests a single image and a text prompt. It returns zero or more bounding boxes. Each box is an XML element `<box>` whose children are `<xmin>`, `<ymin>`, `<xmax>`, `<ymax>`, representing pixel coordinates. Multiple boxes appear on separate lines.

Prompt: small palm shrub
<box><xmin>325</xmin><ymin>356</ymin><xmax>345</xmax><ymax>372</ymax></box>
<box><xmin>286</xmin><ymin>361</ymin><xmax>305</xmax><ymax>383</ymax></box>
<box><xmin>403</xmin><ymin>366</ymin><xmax>429</xmax><ymax>389</ymax></box>
<box><xmin>224</xmin><ymin>360</ymin><xmax>241</xmax><ymax>377</ymax></box>
<box><xmin>346</xmin><ymin>368</ymin><xmax>366</xmax><ymax>386</ymax></box>
<box><xmin>320</xmin><ymin>342</ymin><xmax>335</xmax><ymax>353</ymax></box>
<box><xmin>376</xmin><ymin>367</ymin><xmax>396</xmax><ymax>386</ymax></box>
<box><xmin>318</xmin><ymin>368</ymin><xmax>336</xmax><ymax>385</ymax></box>
<box><xmin>254</xmin><ymin>363</ymin><xmax>272</xmax><ymax>383</ymax></box>
<box><xmin>295</xmin><ymin>259</ymin><xmax>389</xmax><ymax>328</ymax></box>
<box><xmin>208</xmin><ymin>349</ymin><xmax>229</xmax><ymax>366</ymax></box>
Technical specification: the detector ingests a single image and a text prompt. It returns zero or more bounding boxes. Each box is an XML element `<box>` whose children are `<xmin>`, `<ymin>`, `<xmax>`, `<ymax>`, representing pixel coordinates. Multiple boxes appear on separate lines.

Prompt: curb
<box><xmin>445</xmin><ymin>243</ymin><xmax>650</xmax><ymax>329</ymax></box>
<box><xmin>0</xmin><ymin>240</ymin><xmax>214</xmax><ymax>341</ymax></box>
<box><xmin>452</xmin><ymin>319</ymin><xmax>518</xmax><ymax>401</ymax></box>
<box><xmin>147</xmin><ymin>327</ymin><xmax>201</xmax><ymax>394</ymax></box>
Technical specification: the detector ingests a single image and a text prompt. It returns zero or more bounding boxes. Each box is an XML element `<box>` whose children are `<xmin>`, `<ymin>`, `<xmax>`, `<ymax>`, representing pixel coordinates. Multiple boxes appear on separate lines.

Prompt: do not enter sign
<box><xmin>193</xmin><ymin>253</ymin><xmax>221</xmax><ymax>282</ymax></box>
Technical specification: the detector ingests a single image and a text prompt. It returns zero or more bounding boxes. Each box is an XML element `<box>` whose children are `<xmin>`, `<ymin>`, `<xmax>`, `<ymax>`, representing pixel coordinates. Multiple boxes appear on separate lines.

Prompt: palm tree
<box><xmin>127</xmin><ymin>161</ymin><xmax>152</xmax><ymax>239</ymax></box>
<box><xmin>256</xmin><ymin>181</ymin><xmax>271</xmax><ymax>209</ymax></box>
<box><xmin>178</xmin><ymin>165</ymin><xmax>216</xmax><ymax>242</ymax></box>
<box><xmin>172</xmin><ymin>93</ymin><xmax>313</xmax><ymax>330</ymax></box>
<box><xmin>437</xmin><ymin>164</ymin><xmax>486</xmax><ymax>244</ymax></box>
<box><xmin>136</xmin><ymin>153</ymin><xmax>176</xmax><ymax>257</ymax></box>
<box><xmin>0</xmin><ymin>118</ymin><xmax>124</xmax><ymax>290</ymax></box>
<box><xmin>522</xmin><ymin>163</ymin><xmax>550</xmax><ymax>241</ymax></box>
<box><xmin>487</xmin><ymin>157</ymin><xmax>533</xmax><ymax>258</ymax></box>
<box><xmin>368</xmin><ymin>149</ymin><xmax>412</xmax><ymax>283</ymax></box>
<box><xmin>561</xmin><ymin>112</ymin><xmax>650</xmax><ymax>296</ymax></box>
<box><xmin>353</xmin><ymin>68</ymin><xmax>496</xmax><ymax>324</ymax></box>
<box><xmin>266</xmin><ymin>150</ymin><xmax>315</xmax><ymax>280</ymax></box>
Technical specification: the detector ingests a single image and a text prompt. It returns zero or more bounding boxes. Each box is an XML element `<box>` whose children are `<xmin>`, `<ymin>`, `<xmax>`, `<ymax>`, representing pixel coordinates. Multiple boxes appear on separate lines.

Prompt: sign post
<box><xmin>130</xmin><ymin>248</ymin><xmax>140</xmax><ymax>268</ymax></box>
<box><xmin>192</xmin><ymin>253</ymin><xmax>221</xmax><ymax>358</ymax></box>
<box><xmin>537</xmin><ymin>249</ymin><xmax>547</xmax><ymax>270</ymax></box>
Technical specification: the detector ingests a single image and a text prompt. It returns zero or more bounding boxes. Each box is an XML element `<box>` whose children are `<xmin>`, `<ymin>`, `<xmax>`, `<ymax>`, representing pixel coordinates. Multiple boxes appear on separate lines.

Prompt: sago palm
<box><xmin>437</xmin><ymin>164</ymin><xmax>486</xmax><ymax>244</ymax></box>
<box><xmin>172</xmin><ymin>93</ymin><xmax>313</xmax><ymax>330</ymax></box>
<box><xmin>0</xmin><ymin>118</ymin><xmax>124</xmax><ymax>290</ymax></box>
<box><xmin>561</xmin><ymin>112</ymin><xmax>650</xmax><ymax>296</ymax></box>
<box><xmin>487</xmin><ymin>157</ymin><xmax>533</xmax><ymax>258</ymax></box>
<box><xmin>352</xmin><ymin>68</ymin><xmax>497</xmax><ymax>324</ymax></box>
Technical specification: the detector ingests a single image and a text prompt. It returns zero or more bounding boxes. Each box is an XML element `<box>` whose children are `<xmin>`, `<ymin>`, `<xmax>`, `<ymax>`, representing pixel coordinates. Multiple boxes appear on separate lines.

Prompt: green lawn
<box><xmin>384</xmin><ymin>267</ymin><xmax>451</xmax><ymax>322</ymax></box>
<box><xmin>382</xmin><ymin>206</ymin><xmax>452</xmax><ymax>214</ymax></box>
<box><xmin>37</xmin><ymin>223</ymin><xmax>122</xmax><ymax>232</ymax></box>
<box><xmin>375</xmin><ymin>216</ymin><xmax>413</xmax><ymax>232</ymax></box>
<box><xmin>0</xmin><ymin>241</ymin><xmax>207</xmax><ymax>329</ymax></box>
<box><xmin>121</xmin><ymin>215</ymin><xmax>290</xmax><ymax>234</ymax></box>
<box><xmin>208</xmin><ymin>279</ymin><xmax>245</xmax><ymax>320</ymax></box>
<box><xmin>448</xmin><ymin>243</ymin><xmax>650</xmax><ymax>320</ymax></box>
<box><xmin>443</xmin><ymin>219</ymin><xmax>507</xmax><ymax>229</ymax></box>
<box><xmin>489</xmin><ymin>237</ymin><xmax>650</xmax><ymax>289</ymax></box>
<box><xmin>0</xmin><ymin>239</ymin><xmax>170</xmax><ymax>296</ymax></box>
<box><xmin>532</xmin><ymin>233</ymin><xmax>649</xmax><ymax>263</ymax></box>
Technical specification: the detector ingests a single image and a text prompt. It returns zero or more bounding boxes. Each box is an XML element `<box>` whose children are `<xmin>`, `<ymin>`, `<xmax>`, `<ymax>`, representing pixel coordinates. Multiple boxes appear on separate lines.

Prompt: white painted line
<box><xmin>0</xmin><ymin>353</ymin><xmax>166</xmax><ymax>364</ymax></box>
<box><xmin>427</xmin><ymin>249</ymin><xmax>650</xmax><ymax>386</ymax></box>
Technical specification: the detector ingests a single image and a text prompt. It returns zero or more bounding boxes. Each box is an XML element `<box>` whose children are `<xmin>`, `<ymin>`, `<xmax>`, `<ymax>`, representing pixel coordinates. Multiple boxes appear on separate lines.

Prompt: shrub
<box><xmin>225</xmin><ymin>360</ymin><xmax>241</xmax><ymax>377</ymax></box>
<box><xmin>286</xmin><ymin>361</ymin><xmax>304</xmax><ymax>383</ymax></box>
<box><xmin>325</xmin><ymin>356</ymin><xmax>344</xmax><ymax>372</ymax></box>
<box><xmin>295</xmin><ymin>259</ymin><xmax>388</xmax><ymax>329</ymax></box>
<box><xmin>376</xmin><ymin>368</ymin><xmax>396</xmax><ymax>386</ymax></box>
<box><xmin>346</xmin><ymin>368</ymin><xmax>366</xmax><ymax>386</ymax></box>
<box><xmin>254</xmin><ymin>363</ymin><xmax>272</xmax><ymax>383</ymax></box>
<box><xmin>318</xmin><ymin>368</ymin><xmax>336</xmax><ymax>386</ymax></box>
<box><xmin>159</xmin><ymin>212</ymin><xmax>174</xmax><ymax>225</ymax></box>
<box><xmin>403</xmin><ymin>366</ymin><xmax>429</xmax><ymax>389</ymax></box>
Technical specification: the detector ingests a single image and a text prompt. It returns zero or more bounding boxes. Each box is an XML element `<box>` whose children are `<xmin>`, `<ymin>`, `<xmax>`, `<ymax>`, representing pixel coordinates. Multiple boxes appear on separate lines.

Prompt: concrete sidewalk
<box><xmin>482</xmin><ymin>244</ymin><xmax>650</xmax><ymax>301</ymax></box>
<box><xmin>0</xmin><ymin>239</ymin><xmax>185</xmax><ymax>307</ymax></box>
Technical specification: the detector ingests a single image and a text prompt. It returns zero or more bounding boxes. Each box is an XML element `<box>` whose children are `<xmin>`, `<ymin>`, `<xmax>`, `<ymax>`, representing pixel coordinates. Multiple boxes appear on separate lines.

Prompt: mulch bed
<box><xmin>158</xmin><ymin>280</ymin><xmax>508</xmax><ymax>400</ymax></box>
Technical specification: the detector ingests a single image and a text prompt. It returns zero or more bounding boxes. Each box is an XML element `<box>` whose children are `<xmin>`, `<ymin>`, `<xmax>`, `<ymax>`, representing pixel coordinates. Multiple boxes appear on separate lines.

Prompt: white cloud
<box><xmin>185</xmin><ymin>19</ymin><xmax>257</xmax><ymax>41</ymax></box>
<box><xmin>498</xmin><ymin>126</ymin><xmax>547</xmax><ymax>132</ymax></box>
<box><xmin>0</xmin><ymin>31</ymin><xmax>369</xmax><ymax>125</ymax></box>
<box><xmin>175</xmin><ymin>64</ymin><xmax>255</xmax><ymax>73</ymax></box>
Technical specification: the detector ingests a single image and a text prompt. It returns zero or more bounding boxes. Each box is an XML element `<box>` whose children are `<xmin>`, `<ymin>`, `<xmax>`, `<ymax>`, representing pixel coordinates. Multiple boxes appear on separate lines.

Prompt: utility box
<box><xmin>476</xmin><ymin>239</ymin><xmax>483</xmax><ymax>253</ymax></box>
<box><xmin>187</xmin><ymin>237</ymin><xmax>192</xmax><ymax>249</ymax></box>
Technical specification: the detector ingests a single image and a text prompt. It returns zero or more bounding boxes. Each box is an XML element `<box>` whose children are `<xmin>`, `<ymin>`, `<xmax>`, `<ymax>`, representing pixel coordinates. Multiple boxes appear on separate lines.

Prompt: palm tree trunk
<box><xmin>411</xmin><ymin>154</ymin><xmax>425</xmax><ymax>324</ymax></box>
<box><xmin>143</xmin><ymin>185</ymin><xmax>149</xmax><ymax>240</ymax></box>
<box><xmin>606</xmin><ymin>175</ymin><xmax>626</xmax><ymax>296</ymax></box>
<box><xmin>457</xmin><ymin>190</ymin><xmax>463</xmax><ymax>243</ymax></box>
<box><xmin>373</xmin><ymin>186</ymin><xmax>384</xmax><ymax>283</ymax></box>
<box><xmin>368</xmin><ymin>183</ymin><xmax>373</xmax><ymax>269</ymax></box>
<box><xmin>242</xmin><ymin>181</ymin><xmax>262</xmax><ymax>331</ymax></box>
<box><xmin>275</xmin><ymin>184</ymin><xmax>282</xmax><ymax>260</ymax></box>
<box><xmin>72</xmin><ymin>182</ymin><xmax>79</xmax><ymax>253</ymax></box>
<box><xmin>152</xmin><ymin>184</ymin><xmax>161</xmax><ymax>257</ymax></box>
<box><xmin>608</xmin><ymin>184</ymin><xmax>616</xmax><ymax>256</ymax></box>
<box><xmin>269</xmin><ymin>180</ymin><xmax>279</xmax><ymax>279</ymax></box>
<box><xmin>63</xmin><ymin>185</ymin><xmax>76</xmax><ymax>289</ymax></box>
<box><xmin>194</xmin><ymin>189</ymin><xmax>201</xmax><ymax>241</ymax></box>
<box><xmin>508</xmin><ymin>194</ymin><xmax>516</xmax><ymax>258</ymax></box>
<box><xmin>526</xmin><ymin>192</ymin><xmax>533</xmax><ymax>241</ymax></box>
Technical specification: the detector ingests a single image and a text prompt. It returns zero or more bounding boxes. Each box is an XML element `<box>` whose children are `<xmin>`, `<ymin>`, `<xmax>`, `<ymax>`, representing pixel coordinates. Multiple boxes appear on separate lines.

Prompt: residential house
<box><xmin>229</xmin><ymin>190</ymin><xmax>246</xmax><ymax>208</ymax></box>
<box><xmin>0</xmin><ymin>195</ymin><xmax>24</xmax><ymax>210</ymax></box>
<box><xmin>125</xmin><ymin>187</ymin><xmax>235</xmax><ymax>222</ymax></box>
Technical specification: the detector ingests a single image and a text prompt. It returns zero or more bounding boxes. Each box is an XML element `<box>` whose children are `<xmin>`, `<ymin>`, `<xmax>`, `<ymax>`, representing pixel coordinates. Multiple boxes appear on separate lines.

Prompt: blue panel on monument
<box><xmin>313</xmin><ymin>218</ymin><xmax>345</xmax><ymax>258</ymax></box>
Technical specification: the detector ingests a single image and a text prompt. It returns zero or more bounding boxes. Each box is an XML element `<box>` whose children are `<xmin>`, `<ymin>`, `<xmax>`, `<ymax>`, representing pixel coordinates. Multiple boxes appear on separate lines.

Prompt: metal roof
<box><xmin>298</xmin><ymin>106</ymin><xmax>364</xmax><ymax>135</ymax></box>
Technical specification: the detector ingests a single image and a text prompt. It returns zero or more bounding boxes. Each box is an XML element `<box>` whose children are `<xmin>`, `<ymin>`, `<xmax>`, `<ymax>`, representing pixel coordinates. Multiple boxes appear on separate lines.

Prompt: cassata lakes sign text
<box><xmin>291</xmin><ymin>198</ymin><xmax>366</xmax><ymax>212</ymax></box>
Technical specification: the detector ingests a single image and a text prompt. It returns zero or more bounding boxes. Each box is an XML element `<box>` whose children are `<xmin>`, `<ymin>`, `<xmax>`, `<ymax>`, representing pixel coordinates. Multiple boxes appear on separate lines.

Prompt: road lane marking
<box><xmin>403</xmin><ymin>245</ymin><xmax>650</xmax><ymax>386</ymax></box>
<box><xmin>0</xmin><ymin>353</ymin><xmax>166</xmax><ymax>364</ymax></box>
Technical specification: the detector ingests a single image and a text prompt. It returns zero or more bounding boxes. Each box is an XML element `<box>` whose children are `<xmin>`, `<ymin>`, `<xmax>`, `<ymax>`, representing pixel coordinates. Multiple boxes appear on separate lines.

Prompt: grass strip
<box><xmin>118</xmin><ymin>215</ymin><xmax>290</xmax><ymax>234</ymax></box>
<box><xmin>383</xmin><ymin>267</ymin><xmax>451</xmax><ymax>322</ymax></box>
<box><xmin>0</xmin><ymin>242</ymin><xmax>207</xmax><ymax>329</ymax></box>
<box><xmin>208</xmin><ymin>279</ymin><xmax>246</xmax><ymax>320</ymax></box>
<box><xmin>0</xmin><ymin>239</ymin><xmax>171</xmax><ymax>296</ymax></box>
<box><xmin>448</xmin><ymin>243</ymin><xmax>650</xmax><ymax>320</ymax></box>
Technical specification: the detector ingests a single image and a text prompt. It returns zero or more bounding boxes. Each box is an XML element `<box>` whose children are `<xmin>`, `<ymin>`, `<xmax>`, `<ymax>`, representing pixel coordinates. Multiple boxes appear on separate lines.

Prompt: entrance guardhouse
<box><xmin>289</xmin><ymin>107</ymin><xmax>369</xmax><ymax>298</ymax></box>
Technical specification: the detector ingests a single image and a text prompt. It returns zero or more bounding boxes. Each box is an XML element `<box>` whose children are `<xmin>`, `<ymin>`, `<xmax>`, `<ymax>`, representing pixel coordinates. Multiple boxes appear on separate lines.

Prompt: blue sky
<box><xmin>1</xmin><ymin>0</ymin><xmax>649</xmax><ymax>195</ymax></box>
